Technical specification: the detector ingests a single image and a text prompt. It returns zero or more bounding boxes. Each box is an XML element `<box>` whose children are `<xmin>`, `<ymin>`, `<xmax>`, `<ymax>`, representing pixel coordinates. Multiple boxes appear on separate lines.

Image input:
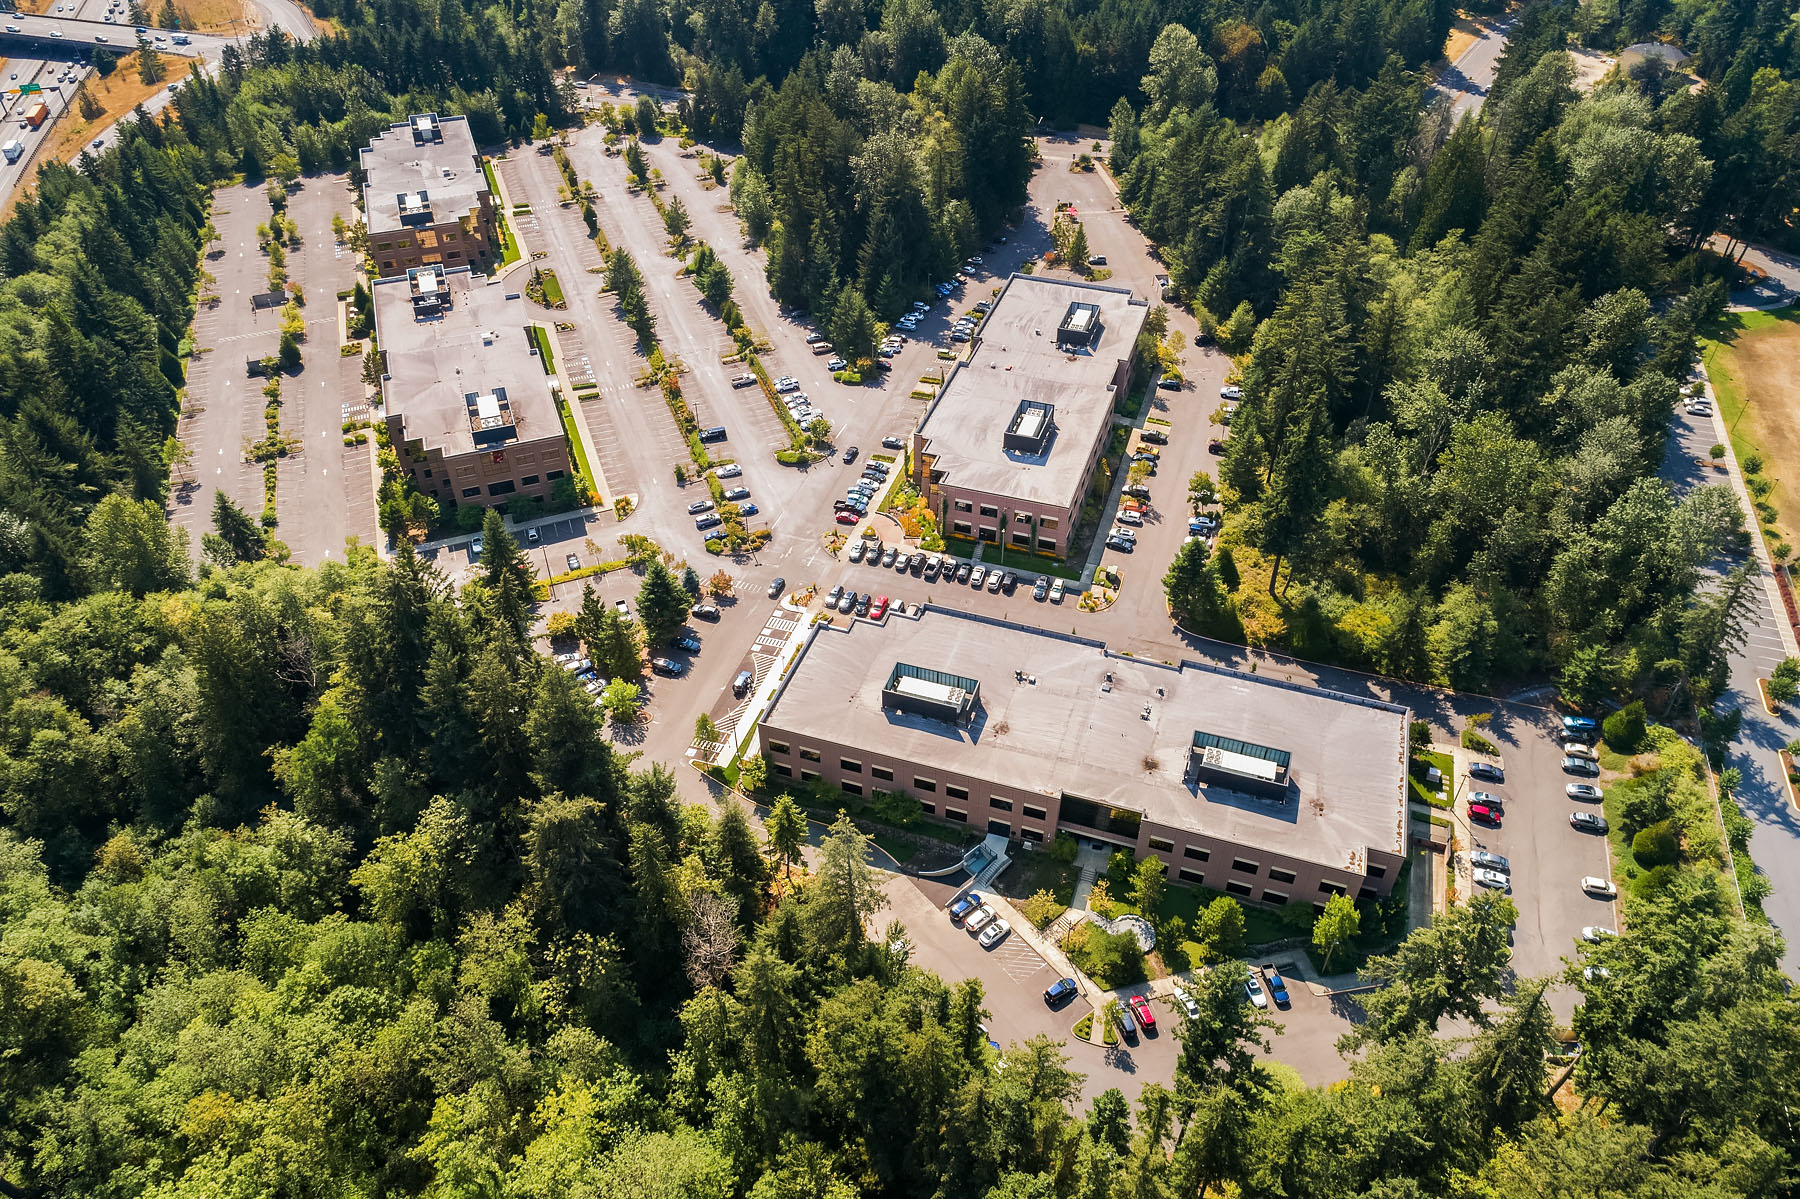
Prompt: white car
<box><xmin>1584</xmin><ymin>966</ymin><xmax>1611</xmax><ymax>981</ymax></box>
<box><xmin>714</xmin><ymin>464</ymin><xmax>742</xmax><ymax>478</ymax></box>
<box><xmin>978</xmin><ymin>919</ymin><xmax>1011</xmax><ymax>948</ymax></box>
<box><xmin>965</xmin><ymin>905</ymin><xmax>998</xmax><ymax>934</ymax></box>
<box><xmin>969</xmin><ymin>566</ymin><xmax>986</xmax><ymax>588</ymax></box>
<box><xmin>1581</xmin><ymin>876</ymin><xmax>1618</xmax><ymax>898</ymax></box>
<box><xmin>1581</xmin><ymin>926</ymin><xmax>1617</xmax><ymax>943</ymax></box>
<box><xmin>1566</xmin><ymin>783</ymin><xmax>1603</xmax><ymax>800</ymax></box>
<box><xmin>1562</xmin><ymin>741</ymin><xmax>1598</xmax><ymax>760</ymax></box>
<box><xmin>614</xmin><ymin>598</ymin><xmax>630</xmax><ymax>617</ymax></box>
<box><xmin>1472</xmin><ymin>868</ymin><xmax>1511</xmax><ymax>891</ymax></box>
<box><xmin>774</xmin><ymin>376</ymin><xmax>799</xmax><ymax>392</ymax></box>
<box><xmin>1049</xmin><ymin>579</ymin><xmax>1065</xmax><ymax>603</ymax></box>
<box><xmin>1176</xmin><ymin>986</ymin><xmax>1200</xmax><ymax>1019</ymax></box>
<box><xmin>1244</xmin><ymin>975</ymin><xmax>1267</xmax><ymax>1009</ymax></box>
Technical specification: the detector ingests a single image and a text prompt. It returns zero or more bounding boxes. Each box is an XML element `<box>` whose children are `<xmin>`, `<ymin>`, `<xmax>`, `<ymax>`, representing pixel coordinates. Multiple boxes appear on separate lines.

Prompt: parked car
<box><xmin>848</xmin><ymin>541</ymin><xmax>866</xmax><ymax>563</ymax></box>
<box><xmin>714</xmin><ymin>463</ymin><xmax>743</xmax><ymax>478</ymax></box>
<box><xmin>1117</xmin><ymin>510</ymin><xmax>1143</xmax><ymax>526</ymax></box>
<box><xmin>1562</xmin><ymin>741</ymin><xmax>1599</xmax><ymax>760</ymax></box>
<box><xmin>1570</xmin><ymin>811</ymin><xmax>1609</xmax><ymax>833</ymax></box>
<box><xmin>1208</xmin><ymin>438</ymin><xmax>1225</xmax><ymax>454</ymax></box>
<box><xmin>723</xmin><ymin>487</ymin><xmax>751</xmax><ymax>502</ymax></box>
<box><xmin>978</xmin><ymin>919</ymin><xmax>1011</xmax><ymax>948</ymax></box>
<box><xmin>1050</xmin><ymin>579</ymin><xmax>1066</xmax><ymax>602</ymax></box>
<box><xmin>691</xmin><ymin>603</ymin><xmax>721</xmax><ymax>621</ymax></box>
<box><xmin>695</xmin><ymin>513</ymin><xmax>722</xmax><ymax>530</ymax></box>
<box><xmin>1044</xmin><ymin>977</ymin><xmax>1078</xmax><ymax>1006</ymax></box>
<box><xmin>731</xmin><ymin>373</ymin><xmax>757</xmax><ymax>388</ymax></box>
<box><xmin>470</xmin><ymin>535</ymin><xmax>484</xmax><ymax>557</ymax></box>
<box><xmin>614</xmin><ymin>598</ymin><xmax>630</xmax><ymax>617</ymax></box>
<box><xmin>836</xmin><ymin>511</ymin><xmax>860</xmax><ymax>524</ymax></box>
<box><xmin>1001</xmin><ymin>571</ymin><xmax>1017</xmax><ymax>594</ymax></box>
<box><xmin>827</xmin><ymin>356</ymin><xmax>848</xmax><ymax>371</ymax></box>
<box><xmin>950</xmin><ymin>890</ymin><xmax>984</xmax><ymax>921</ymax></box>
<box><xmin>670</xmin><ymin>632</ymin><xmax>701</xmax><ymax>653</ymax></box>
<box><xmin>1128</xmin><ymin>993</ymin><xmax>1157</xmax><ymax>1032</ymax></box>
<box><xmin>855</xmin><ymin>593</ymin><xmax>871</xmax><ymax>616</ymax></box>
<box><xmin>1244</xmin><ymin>975</ymin><xmax>1268</xmax><ymax>1009</ymax></box>
<box><xmin>893</xmin><ymin>552</ymin><xmax>911</xmax><ymax>572</ymax></box>
<box><xmin>965</xmin><ymin>905</ymin><xmax>998</xmax><ymax>934</ymax></box>
<box><xmin>1581</xmin><ymin>926</ymin><xmax>1617</xmax><ymax>943</ymax></box>
<box><xmin>882</xmin><ymin>436</ymin><xmax>906</xmax><ymax>450</ymax></box>
<box><xmin>732</xmin><ymin>669</ymin><xmax>755</xmax><ymax>697</ymax></box>
<box><xmin>649</xmin><ymin>657</ymin><xmax>685</xmax><ymax>677</ymax></box>
<box><xmin>1567</xmin><ymin>783</ymin><xmax>1603</xmax><ymax>800</ymax></box>
<box><xmin>739</xmin><ymin>504</ymin><xmax>760</xmax><ymax>517</ymax></box>
<box><xmin>1562</xmin><ymin>755</ymin><xmax>1600</xmax><ymax>777</ymax></box>
<box><xmin>774</xmin><ymin>377</ymin><xmax>799</xmax><ymax>393</ymax></box>
<box><xmin>837</xmin><ymin>591</ymin><xmax>856</xmax><ymax>614</ymax></box>
<box><xmin>1473</xmin><ymin>867</ymin><xmax>1511</xmax><ymax>891</ymax></box>
<box><xmin>826</xmin><ymin>584</ymin><xmax>844</xmax><ymax>607</ymax></box>
<box><xmin>1220</xmin><ymin>385</ymin><xmax>1244</xmax><ymax>400</ymax></box>
<box><xmin>986</xmin><ymin>571</ymin><xmax>1001</xmax><ymax>593</ymax></box>
<box><xmin>970</xmin><ymin>565</ymin><xmax>986</xmax><ymax>588</ymax></box>
<box><xmin>1470</xmin><ymin>849</ymin><xmax>1510</xmax><ymax>872</ymax></box>
<box><xmin>1034</xmin><ymin>576</ymin><xmax>1049</xmax><ymax>601</ymax></box>
<box><xmin>871</xmin><ymin>595</ymin><xmax>890</xmax><ymax>620</ymax></box>
<box><xmin>1468</xmin><ymin>761</ymin><xmax>1505</xmax><ymax>783</ymax></box>
<box><xmin>1106</xmin><ymin>535</ymin><xmax>1136</xmax><ymax>552</ymax></box>
<box><xmin>882</xmin><ymin>546</ymin><xmax>898</xmax><ymax>568</ymax></box>
<box><xmin>566</xmin><ymin>553</ymin><xmax>581</xmax><ymax>572</ymax></box>
<box><xmin>1140</xmin><ymin>429</ymin><xmax>1169</xmax><ymax>445</ymax></box>
<box><xmin>1157</xmin><ymin>377</ymin><xmax>1182</xmax><ymax>391</ymax></box>
<box><xmin>1469</xmin><ymin>803</ymin><xmax>1501</xmax><ymax>826</ymax></box>
<box><xmin>1582</xmin><ymin>876</ymin><xmax>1618</xmax><ymax>898</ymax></box>
<box><xmin>1471</xmin><ymin>790</ymin><xmax>1504</xmax><ymax>812</ymax></box>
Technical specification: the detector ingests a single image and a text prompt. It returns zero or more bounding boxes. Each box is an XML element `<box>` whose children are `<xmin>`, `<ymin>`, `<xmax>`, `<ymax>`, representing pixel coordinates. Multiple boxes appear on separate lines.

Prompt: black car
<box><xmin>855</xmin><ymin>593</ymin><xmax>872</xmax><ymax>616</ymax></box>
<box><xmin>882</xmin><ymin>436</ymin><xmax>905</xmax><ymax>450</ymax></box>
<box><xmin>1157</xmin><ymin>377</ymin><xmax>1181</xmax><ymax>391</ymax></box>
<box><xmin>768</xmin><ymin>576</ymin><xmax>786</xmax><ymax>599</ymax></box>
<box><xmin>1469</xmin><ymin>761</ymin><xmax>1505</xmax><ymax>783</ymax></box>
<box><xmin>650</xmin><ymin>657</ymin><xmax>685</xmax><ymax>677</ymax></box>
<box><xmin>691</xmin><ymin>603</ymin><xmax>721</xmax><ymax>622</ymax></box>
<box><xmin>843</xmin><ymin>446</ymin><xmax>860</xmax><ymax>464</ymax></box>
<box><xmin>1043</xmin><ymin>977</ymin><xmax>1078</xmax><ymax>1007</ymax></box>
<box><xmin>956</xmin><ymin>561</ymin><xmax>972</xmax><ymax>583</ymax></box>
<box><xmin>1001</xmin><ymin>571</ymin><xmax>1017</xmax><ymax>594</ymax></box>
<box><xmin>908</xmin><ymin>555</ymin><xmax>924</xmax><ymax>576</ymax></box>
<box><xmin>669</xmin><ymin>632</ymin><xmax>702</xmax><ymax>653</ymax></box>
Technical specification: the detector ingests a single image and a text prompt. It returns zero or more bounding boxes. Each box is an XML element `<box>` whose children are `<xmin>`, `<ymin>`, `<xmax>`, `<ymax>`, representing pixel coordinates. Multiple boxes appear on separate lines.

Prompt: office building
<box><xmin>359</xmin><ymin>113</ymin><xmax>499</xmax><ymax>279</ymax></box>
<box><xmin>911</xmin><ymin>275</ymin><xmax>1149</xmax><ymax>557</ymax></box>
<box><xmin>758</xmin><ymin>607</ymin><xmax>1411</xmax><ymax>906</ymax></box>
<box><xmin>373</xmin><ymin>264</ymin><xmax>569</xmax><ymax>508</ymax></box>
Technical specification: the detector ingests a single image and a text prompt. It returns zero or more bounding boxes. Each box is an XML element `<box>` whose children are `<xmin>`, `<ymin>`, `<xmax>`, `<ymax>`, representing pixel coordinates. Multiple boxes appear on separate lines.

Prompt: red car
<box><xmin>1469</xmin><ymin>803</ymin><xmax>1501</xmax><ymax>826</ymax></box>
<box><xmin>871</xmin><ymin>594</ymin><xmax>889</xmax><ymax>620</ymax></box>
<box><xmin>1128</xmin><ymin>993</ymin><xmax>1156</xmax><ymax>1033</ymax></box>
<box><xmin>835</xmin><ymin>511</ymin><xmax>860</xmax><ymax>524</ymax></box>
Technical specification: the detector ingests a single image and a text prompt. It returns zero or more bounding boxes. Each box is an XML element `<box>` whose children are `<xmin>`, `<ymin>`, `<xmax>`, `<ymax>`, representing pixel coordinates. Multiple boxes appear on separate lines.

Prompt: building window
<box><xmin>461</xmin><ymin>487</ymin><xmax>481</xmax><ymax>498</ymax></box>
<box><xmin>990</xmin><ymin>796</ymin><xmax>1013</xmax><ymax>812</ymax></box>
<box><xmin>1040</xmin><ymin>517</ymin><xmax>1059</xmax><ymax>529</ymax></box>
<box><xmin>1021</xmin><ymin>827</ymin><xmax>1043</xmax><ymax>843</ymax></box>
<box><xmin>1368</xmin><ymin>863</ymin><xmax>1386</xmax><ymax>879</ymax></box>
<box><xmin>1011</xmin><ymin>532</ymin><xmax>1031</xmax><ymax>546</ymax></box>
<box><xmin>987</xmin><ymin>819</ymin><xmax>1011</xmax><ymax>837</ymax></box>
<box><xmin>945</xmin><ymin>784</ymin><xmax>968</xmax><ymax>801</ymax></box>
<box><xmin>1226</xmin><ymin>880</ymin><xmax>1253</xmax><ymax>897</ymax></box>
<box><xmin>979</xmin><ymin>505</ymin><xmax>998</xmax><ymax>518</ymax></box>
<box><xmin>1179</xmin><ymin>868</ymin><xmax>1206</xmax><ymax>884</ymax></box>
<box><xmin>872</xmin><ymin>765</ymin><xmax>893</xmax><ymax>781</ymax></box>
<box><xmin>953</xmin><ymin>521</ymin><xmax>972</xmax><ymax>536</ymax></box>
<box><xmin>546</xmin><ymin>470</ymin><xmax>566</xmax><ymax>480</ymax></box>
<box><xmin>920</xmin><ymin>802</ymin><xmax>935</xmax><ymax>815</ymax></box>
<box><xmin>953</xmin><ymin>499</ymin><xmax>973</xmax><ymax>512</ymax></box>
<box><xmin>1184</xmin><ymin>845</ymin><xmax>1210</xmax><ymax>861</ymax></box>
<box><xmin>773</xmin><ymin>763</ymin><xmax>793</xmax><ymax>777</ymax></box>
<box><xmin>1262</xmin><ymin>889</ymin><xmax>1289</xmax><ymax>905</ymax></box>
<box><xmin>978</xmin><ymin>527</ymin><xmax>997</xmax><ymax>542</ymax></box>
<box><xmin>376</xmin><ymin>241</ymin><xmax>393</xmax><ymax>251</ymax></box>
<box><xmin>840</xmin><ymin>758</ymin><xmax>862</xmax><ymax>773</ymax></box>
<box><xmin>488</xmin><ymin>481</ymin><xmax>517</xmax><ymax>496</ymax></box>
<box><xmin>521</xmin><ymin>474</ymin><xmax>539</xmax><ymax>485</ymax></box>
<box><xmin>841</xmin><ymin>781</ymin><xmax>863</xmax><ymax>796</ymax></box>
<box><xmin>1148</xmin><ymin>836</ymin><xmax>1174</xmax><ymax>853</ymax></box>
<box><xmin>799</xmin><ymin>747</ymin><xmax>821</xmax><ymax>762</ymax></box>
<box><xmin>1023</xmin><ymin>804</ymin><xmax>1047</xmax><ymax>820</ymax></box>
<box><xmin>801</xmin><ymin>770</ymin><xmax>820</xmax><ymax>783</ymax></box>
<box><xmin>1269</xmin><ymin>867</ymin><xmax>1296</xmax><ymax>885</ymax></box>
<box><xmin>423</xmin><ymin>469</ymin><xmax>433</xmax><ymax>478</ymax></box>
<box><xmin>768</xmin><ymin>741</ymin><xmax>789</xmax><ymax>755</ymax></box>
<box><xmin>446</xmin><ymin>251</ymin><xmax>462</xmax><ymax>260</ymax></box>
<box><xmin>945</xmin><ymin>809</ymin><xmax>967</xmax><ymax>823</ymax></box>
<box><xmin>1037</xmin><ymin>537</ymin><xmax>1056</xmax><ymax>551</ymax></box>
<box><xmin>1319</xmin><ymin>881</ymin><xmax>1347</xmax><ymax>896</ymax></box>
<box><xmin>1231</xmin><ymin>858</ymin><xmax>1258</xmax><ymax>875</ymax></box>
<box><xmin>914</xmin><ymin>777</ymin><xmax>936</xmax><ymax>793</ymax></box>
<box><xmin>1359</xmin><ymin>886</ymin><xmax>1380</xmax><ymax>900</ymax></box>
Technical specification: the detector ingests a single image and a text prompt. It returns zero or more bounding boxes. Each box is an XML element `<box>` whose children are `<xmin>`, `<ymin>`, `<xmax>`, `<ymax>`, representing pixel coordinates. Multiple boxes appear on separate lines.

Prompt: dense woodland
<box><xmin>0</xmin><ymin>0</ymin><xmax>1798</xmax><ymax>1194</ymax></box>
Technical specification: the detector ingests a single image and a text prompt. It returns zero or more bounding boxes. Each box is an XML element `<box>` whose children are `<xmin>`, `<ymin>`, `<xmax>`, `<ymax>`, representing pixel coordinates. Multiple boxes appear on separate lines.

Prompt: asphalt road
<box><xmin>1434</xmin><ymin>14</ymin><xmax>1514</xmax><ymax>119</ymax></box>
<box><xmin>0</xmin><ymin>54</ymin><xmax>80</xmax><ymax>197</ymax></box>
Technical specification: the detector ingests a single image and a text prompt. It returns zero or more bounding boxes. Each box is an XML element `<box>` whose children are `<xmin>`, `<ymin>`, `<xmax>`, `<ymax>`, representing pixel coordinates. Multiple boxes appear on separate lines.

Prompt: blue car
<box><xmin>948</xmin><ymin>890</ymin><xmax>984</xmax><ymax>922</ymax></box>
<box><xmin>1043</xmin><ymin>977</ymin><xmax>1078</xmax><ymax>1007</ymax></box>
<box><xmin>738</xmin><ymin>503</ymin><xmax>759</xmax><ymax>516</ymax></box>
<box><xmin>1263</xmin><ymin>966</ymin><xmax>1291</xmax><ymax>1008</ymax></box>
<box><xmin>1562</xmin><ymin>714</ymin><xmax>1598</xmax><ymax>733</ymax></box>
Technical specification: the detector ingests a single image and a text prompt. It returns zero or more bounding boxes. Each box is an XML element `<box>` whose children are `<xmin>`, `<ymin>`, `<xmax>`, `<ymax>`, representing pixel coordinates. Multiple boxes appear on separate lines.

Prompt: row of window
<box><xmin>947</xmin><ymin>499</ymin><xmax>1060</xmax><ymax>530</ymax></box>
<box><xmin>453</xmin><ymin>470</ymin><xmax>562</xmax><ymax>499</ymax></box>
<box><xmin>948</xmin><ymin>520</ymin><xmax>1057</xmax><ymax>551</ymax></box>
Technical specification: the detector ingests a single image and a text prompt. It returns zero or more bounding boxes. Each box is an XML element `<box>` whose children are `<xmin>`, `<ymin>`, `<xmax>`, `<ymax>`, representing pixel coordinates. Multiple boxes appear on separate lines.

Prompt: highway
<box><xmin>0</xmin><ymin>12</ymin><xmax>225</xmax><ymax>55</ymax></box>
<box><xmin>0</xmin><ymin>52</ymin><xmax>84</xmax><ymax>199</ymax></box>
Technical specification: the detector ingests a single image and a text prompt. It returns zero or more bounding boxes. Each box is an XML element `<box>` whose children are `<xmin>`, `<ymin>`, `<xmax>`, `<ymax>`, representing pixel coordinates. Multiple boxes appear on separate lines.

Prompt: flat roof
<box><xmin>359</xmin><ymin>114</ymin><xmax>486</xmax><ymax>237</ymax></box>
<box><xmin>764</xmin><ymin>608</ymin><xmax>1409</xmax><ymax>873</ymax></box>
<box><xmin>917</xmin><ymin>274</ymin><xmax>1148</xmax><ymax>508</ymax></box>
<box><xmin>372</xmin><ymin>267</ymin><xmax>558</xmax><ymax>459</ymax></box>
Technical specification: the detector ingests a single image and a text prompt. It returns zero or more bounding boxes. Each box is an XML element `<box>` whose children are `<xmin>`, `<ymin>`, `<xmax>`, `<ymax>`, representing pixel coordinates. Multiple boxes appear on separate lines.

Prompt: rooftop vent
<box><xmin>407</xmin><ymin>264</ymin><xmax>449</xmax><ymax>316</ymax></box>
<box><xmin>1056</xmin><ymin>301</ymin><xmax>1101</xmax><ymax>348</ymax></box>
<box><xmin>397</xmin><ymin>189</ymin><xmax>433</xmax><ymax>226</ymax></box>
<box><xmin>465</xmin><ymin>387</ymin><xmax>516</xmax><ymax>445</ymax></box>
<box><xmin>410</xmin><ymin>113</ymin><xmax>443</xmax><ymax>146</ymax></box>
<box><xmin>882</xmin><ymin>661</ymin><xmax>980</xmax><ymax>725</ymax></box>
<box><xmin>1188</xmin><ymin>730</ymin><xmax>1292</xmax><ymax>800</ymax></box>
<box><xmin>1004</xmin><ymin>399</ymin><xmax>1054</xmax><ymax>456</ymax></box>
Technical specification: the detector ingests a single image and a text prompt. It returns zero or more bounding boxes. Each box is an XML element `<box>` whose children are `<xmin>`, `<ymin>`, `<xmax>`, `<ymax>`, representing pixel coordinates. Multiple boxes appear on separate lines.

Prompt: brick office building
<box><xmin>359</xmin><ymin>113</ymin><xmax>499</xmax><ymax>279</ymax></box>
<box><xmin>758</xmin><ymin>607</ymin><xmax>1411</xmax><ymax>907</ymax></box>
<box><xmin>373</xmin><ymin>264</ymin><xmax>570</xmax><ymax>509</ymax></box>
<box><xmin>910</xmin><ymin>274</ymin><xmax>1149</xmax><ymax>558</ymax></box>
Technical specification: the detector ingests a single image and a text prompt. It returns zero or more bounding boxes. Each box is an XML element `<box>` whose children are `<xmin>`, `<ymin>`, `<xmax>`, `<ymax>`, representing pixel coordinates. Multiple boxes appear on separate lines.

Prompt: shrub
<box><xmin>1631</xmin><ymin>819</ymin><xmax>1681</xmax><ymax>868</ymax></box>
<box><xmin>1602</xmin><ymin>701</ymin><xmax>1647</xmax><ymax>753</ymax></box>
<box><xmin>1710</xmin><ymin>443</ymin><xmax>1726</xmax><ymax>460</ymax></box>
<box><xmin>1744</xmin><ymin>453</ymin><xmax>1764</xmax><ymax>474</ymax></box>
<box><xmin>1021</xmin><ymin>890</ymin><xmax>1066</xmax><ymax>929</ymax></box>
<box><xmin>1049</xmin><ymin>831</ymin><xmax>1079</xmax><ymax>864</ymax></box>
<box><xmin>1061</xmin><ymin>923</ymin><xmax>1145</xmax><ymax>989</ymax></box>
<box><xmin>1769</xmin><ymin>658</ymin><xmax>1800</xmax><ymax>705</ymax></box>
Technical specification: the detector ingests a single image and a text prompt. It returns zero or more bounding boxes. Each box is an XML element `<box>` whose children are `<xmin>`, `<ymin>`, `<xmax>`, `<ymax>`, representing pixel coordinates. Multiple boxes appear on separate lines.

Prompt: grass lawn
<box><xmin>939</xmin><ymin>534</ymin><xmax>1086</xmax><ymax>581</ymax></box>
<box><xmin>484</xmin><ymin>159</ymin><xmax>523</xmax><ymax>266</ymax></box>
<box><xmin>528</xmin><ymin>325</ymin><xmax>557</xmax><ymax>374</ymax></box>
<box><xmin>555</xmin><ymin>393</ymin><xmax>598</xmax><ymax>502</ymax></box>
<box><xmin>541</xmin><ymin>269</ymin><xmax>565</xmax><ymax>306</ymax></box>
<box><xmin>1409</xmin><ymin>750</ymin><xmax>1453</xmax><ymax>809</ymax></box>
<box><xmin>1703</xmin><ymin>305</ymin><xmax>1800</xmax><ymax>548</ymax></box>
<box><xmin>872</xmin><ymin>833</ymin><xmax>918</xmax><ymax>864</ymax></box>
<box><xmin>38</xmin><ymin>58</ymin><xmax>198</xmax><ymax>174</ymax></box>
<box><xmin>991</xmin><ymin>850</ymin><xmax>1080</xmax><ymax>904</ymax></box>
<box><xmin>1154</xmin><ymin>884</ymin><xmax>1297</xmax><ymax>947</ymax></box>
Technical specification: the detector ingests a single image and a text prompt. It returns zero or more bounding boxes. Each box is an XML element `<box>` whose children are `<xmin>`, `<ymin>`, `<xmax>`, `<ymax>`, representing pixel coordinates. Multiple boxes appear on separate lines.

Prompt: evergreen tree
<box><xmin>635</xmin><ymin>558</ymin><xmax>691</xmax><ymax>646</ymax></box>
